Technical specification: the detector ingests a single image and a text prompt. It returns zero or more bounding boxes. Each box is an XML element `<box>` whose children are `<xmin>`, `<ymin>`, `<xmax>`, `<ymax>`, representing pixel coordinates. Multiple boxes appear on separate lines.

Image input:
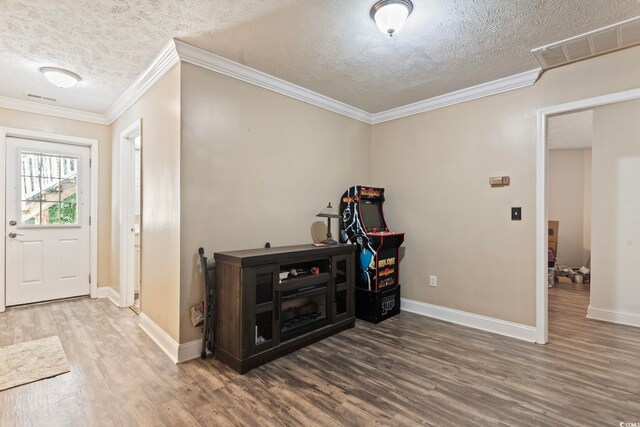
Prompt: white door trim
<box><xmin>535</xmin><ymin>87</ymin><xmax>640</xmax><ymax>344</ymax></box>
<box><xmin>117</xmin><ymin>119</ymin><xmax>141</xmax><ymax>308</ymax></box>
<box><xmin>0</xmin><ymin>127</ymin><xmax>99</xmax><ymax>312</ymax></box>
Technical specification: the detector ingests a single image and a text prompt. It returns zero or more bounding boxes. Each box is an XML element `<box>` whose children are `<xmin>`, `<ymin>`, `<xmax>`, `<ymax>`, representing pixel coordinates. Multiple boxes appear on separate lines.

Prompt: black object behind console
<box><xmin>340</xmin><ymin>186</ymin><xmax>405</xmax><ymax>323</ymax></box>
<box><xmin>197</xmin><ymin>248</ymin><xmax>216</xmax><ymax>359</ymax></box>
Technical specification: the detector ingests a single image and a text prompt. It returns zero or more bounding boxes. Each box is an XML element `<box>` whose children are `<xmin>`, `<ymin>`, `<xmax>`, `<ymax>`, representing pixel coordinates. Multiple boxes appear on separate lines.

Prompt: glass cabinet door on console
<box><xmin>332</xmin><ymin>255</ymin><xmax>353</xmax><ymax>323</ymax></box>
<box><xmin>246</xmin><ymin>265</ymin><xmax>279</xmax><ymax>353</ymax></box>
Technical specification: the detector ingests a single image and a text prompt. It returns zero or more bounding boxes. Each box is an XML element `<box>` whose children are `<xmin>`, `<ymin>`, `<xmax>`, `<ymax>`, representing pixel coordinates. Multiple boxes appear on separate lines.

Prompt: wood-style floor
<box><xmin>1</xmin><ymin>287</ymin><xmax>639</xmax><ymax>426</ymax></box>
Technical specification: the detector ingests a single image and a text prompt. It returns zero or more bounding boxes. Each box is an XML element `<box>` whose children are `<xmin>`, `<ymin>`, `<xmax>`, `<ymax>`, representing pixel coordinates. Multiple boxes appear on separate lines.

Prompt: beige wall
<box><xmin>179</xmin><ymin>62</ymin><xmax>371</xmax><ymax>343</ymax></box>
<box><xmin>371</xmin><ymin>46</ymin><xmax>640</xmax><ymax>327</ymax></box>
<box><xmin>111</xmin><ymin>65</ymin><xmax>181</xmax><ymax>341</ymax></box>
<box><xmin>0</xmin><ymin>108</ymin><xmax>111</xmax><ymax>287</ymax></box>
<box><xmin>548</xmin><ymin>149</ymin><xmax>591</xmax><ymax>267</ymax></box>
<box><xmin>583</xmin><ymin>149</ymin><xmax>592</xmax><ymax>265</ymax></box>
<box><xmin>590</xmin><ymin>99</ymin><xmax>640</xmax><ymax>316</ymax></box>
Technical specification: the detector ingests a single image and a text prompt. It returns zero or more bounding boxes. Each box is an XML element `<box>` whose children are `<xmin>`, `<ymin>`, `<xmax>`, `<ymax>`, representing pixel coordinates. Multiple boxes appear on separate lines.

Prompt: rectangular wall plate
<box><xmin>490</xmin><ymin>176</ymin><xmax>510</xmax><ymax>187</ymax></box>
<box><xmin>512</xmin><ymin>207</ymin><xmax>522</xmax><ymax>221</ymax></box>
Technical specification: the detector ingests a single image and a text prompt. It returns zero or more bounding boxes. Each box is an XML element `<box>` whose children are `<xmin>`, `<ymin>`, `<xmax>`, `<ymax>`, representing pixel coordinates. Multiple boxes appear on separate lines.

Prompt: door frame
<box><xmin>117</xmin><ymin>119</ymin><xmax>141</xmax><ymax>308</ymax></box>
<box><xmin>535</xmin><ymin>87</ymin><xmax>640</xmax><ymax>344</ymax></box>
<box><xmin>0</xmin><ymin>127</ymin><xmax>99</xmax><ymax>312</ymax></box>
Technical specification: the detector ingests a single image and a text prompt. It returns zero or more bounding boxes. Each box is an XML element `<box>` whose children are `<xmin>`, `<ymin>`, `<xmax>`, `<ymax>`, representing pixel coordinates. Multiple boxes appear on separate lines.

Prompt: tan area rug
<box><xmin>0</xmin><ymin>336</ymin><xmax>70</xmax><ymax>391</ymax></box>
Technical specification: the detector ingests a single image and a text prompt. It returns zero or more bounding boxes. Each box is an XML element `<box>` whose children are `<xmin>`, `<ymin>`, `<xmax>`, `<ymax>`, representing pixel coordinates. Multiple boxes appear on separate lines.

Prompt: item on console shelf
<box><xmin>280</xmin><ymin>266</ymin><xmax>320</xmax><ymax>279</ymax></box>
<box><xmin>286</xmin><ymin>267</ymin><xmax>320</xmax><ymax>279</ymax></box>
<box><xmin>340</xmin><ymin>185</ymin><xmax>405</xmax><ymax>323</ymax></box>
<box><xmin>288</xmin><ymin>268</ymin><xmax>303</xmax><ymax>278</ymax></box>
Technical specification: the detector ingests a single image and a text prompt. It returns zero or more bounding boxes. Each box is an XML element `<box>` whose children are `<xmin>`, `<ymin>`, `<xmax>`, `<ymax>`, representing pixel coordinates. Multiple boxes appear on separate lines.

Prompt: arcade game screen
<box><xmin>361</xmin><ymin>201</ymin><xmax>384</xmax><ymax>230</ymax></box>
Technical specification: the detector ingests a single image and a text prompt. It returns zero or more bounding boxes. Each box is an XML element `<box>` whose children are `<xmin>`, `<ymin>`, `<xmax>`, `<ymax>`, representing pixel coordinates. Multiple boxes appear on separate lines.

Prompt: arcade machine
<box><xmin>339</xmin><ymin>186</ymin><xmax>404</xmax><ymax>323</ymax></box>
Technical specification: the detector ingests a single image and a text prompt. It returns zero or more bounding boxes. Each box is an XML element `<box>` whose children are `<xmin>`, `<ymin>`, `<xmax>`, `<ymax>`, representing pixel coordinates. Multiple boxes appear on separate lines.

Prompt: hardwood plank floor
<box><xmin>1</xmin><ymin>288</ymin><xmax>639</xmax><ymax>426</ymax></box>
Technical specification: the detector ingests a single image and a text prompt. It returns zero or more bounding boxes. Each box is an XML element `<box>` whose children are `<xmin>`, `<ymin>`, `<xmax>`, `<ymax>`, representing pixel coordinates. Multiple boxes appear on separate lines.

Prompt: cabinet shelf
<box><xmin>255</xmin><ymin>302</ymin><xmax>273</xmax><ymax>314</ymax></box>
<box><xmin>278</xmin><ymin>272</ymin><xmax>330</xmax><ymax>291</ymax></box>
<box><xmin>336</xmin><ymin>283</ymin><xmax>348</xmax><ymax>293</ymax></box>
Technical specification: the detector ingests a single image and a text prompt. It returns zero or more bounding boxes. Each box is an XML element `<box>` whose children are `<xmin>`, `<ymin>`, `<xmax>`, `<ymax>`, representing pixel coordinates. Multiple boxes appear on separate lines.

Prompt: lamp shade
<box><xmin>317</xmin><ymin>202</ymin><xmax>340</xmax><ymax>218</ymax></box>
<box><xmin>370</xmin><ymin>0</ymin><xmax>413</xmax><ymax>36</ymax></box>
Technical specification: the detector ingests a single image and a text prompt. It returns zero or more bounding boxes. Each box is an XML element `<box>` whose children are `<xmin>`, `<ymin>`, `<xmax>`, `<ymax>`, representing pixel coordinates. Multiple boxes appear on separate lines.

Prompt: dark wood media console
<box><xmin>213</xmin><ymin>244</ymin><xmax>356</xmax><ymax>373</ymax></box>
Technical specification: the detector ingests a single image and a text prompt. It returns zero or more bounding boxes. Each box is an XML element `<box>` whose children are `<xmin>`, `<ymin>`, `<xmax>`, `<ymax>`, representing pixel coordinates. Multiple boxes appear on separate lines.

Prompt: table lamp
<box><xmin>316</xmin><ymin>202</ymin><xmax>340</xmax><ymax>245</ymax></box>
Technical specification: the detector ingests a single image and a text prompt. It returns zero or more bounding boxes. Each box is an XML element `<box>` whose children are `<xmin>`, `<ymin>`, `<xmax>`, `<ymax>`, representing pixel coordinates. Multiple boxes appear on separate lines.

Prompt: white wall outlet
<box><xmin>429</xmin><ymin>275</ymin><xmax>437</xmax><ymax>287</ymax></box>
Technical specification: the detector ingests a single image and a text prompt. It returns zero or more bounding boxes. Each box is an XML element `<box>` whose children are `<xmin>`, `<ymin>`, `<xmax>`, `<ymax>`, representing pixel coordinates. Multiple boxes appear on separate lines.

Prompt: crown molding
<box><xmin>0</xmin><ymin>40</ymin><xmax>180</xmax><ymax>126</ymax></box>
<box><xmin>173</xmin><ymin>39</ymin><xmax>373</xmax><ymax>124</ymax></box>
<box><xmin>0</xmin><ymin>95</ymin><xmax>108</xmax><ymax>125</ymax></box>
<box><xmin>0</xmin><ymin>38</ymin><xmax>542</xmax><ymax>127</ymax></box>
<box><xmin>104</xmin><ymin>39</ymin><xmax>180</xmax><ymax>124</ymax></box>
<box><xmin>370</xmin><ymin>68</ymin><xmax>542</xmax><ymax>125</ymax></box>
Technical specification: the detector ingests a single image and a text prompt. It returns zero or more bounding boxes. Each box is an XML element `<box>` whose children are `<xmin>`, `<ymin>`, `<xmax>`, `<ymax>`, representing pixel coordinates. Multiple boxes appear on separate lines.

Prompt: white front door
<box><xmin>5</xmin><ymin>137</ymin><xmax>91</xmax><ymax>306</ymax></box>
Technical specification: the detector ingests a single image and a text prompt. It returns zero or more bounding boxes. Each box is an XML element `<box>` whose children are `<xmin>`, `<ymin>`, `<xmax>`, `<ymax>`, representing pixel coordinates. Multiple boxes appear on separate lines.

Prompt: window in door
<box><xmin>20</xmin><ymin>151</ymin><xmax>78</xmax><ymax>226</ymax></box>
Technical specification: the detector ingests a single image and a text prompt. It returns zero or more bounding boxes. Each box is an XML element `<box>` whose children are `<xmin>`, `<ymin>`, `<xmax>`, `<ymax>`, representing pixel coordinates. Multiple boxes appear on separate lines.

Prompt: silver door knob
<box><xmin>8</xmin><ymin>232</ymin><xmax>23</xmax><ymax>238</ymax></box>
<box><xmin>9</xmin><ymin>220</ymin><xmax>16</xmax><ymax>226</ymax></box>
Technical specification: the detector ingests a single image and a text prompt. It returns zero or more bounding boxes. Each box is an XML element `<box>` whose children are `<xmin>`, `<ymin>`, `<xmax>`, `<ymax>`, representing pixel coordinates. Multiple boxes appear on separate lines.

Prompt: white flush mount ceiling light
<box><xmin>40</xmin><ymin>67</ymin><xmax>81</xmax><ymax>88</ymax></box>
<box><xmin>370</xmin><ymin>0</ymin><xmax>413</xmax><ymax>37</ymax></box>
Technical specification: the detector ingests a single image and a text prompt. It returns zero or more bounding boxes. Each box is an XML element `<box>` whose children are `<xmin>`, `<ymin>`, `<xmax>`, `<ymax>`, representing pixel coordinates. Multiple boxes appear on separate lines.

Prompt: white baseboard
<box><xmin>139</xmin><ymin>313</ymin><xmax>179</xmax><ymax>363</ymax></box>
<box><xmin>178</xmin><ymin>339</ymin><xmax>204</xmax><ymax>363</ymax></box>
<box><xmin>96</xmin><ymin>286</ymin><xmax>120</xmax><ymax>307</ymax></box>
<box><xmin>587</xmin><ymin>305</ymin><xmax>640</xmax><ymax>328</ymax></box>
<box><xmin>401</xmin><ymin>298</ymin><xmax>537</xmax><ymax>342</ymax></box>
<box><xmin>138</xmin><ymin>312</ymin><xmax>202</xmax><ymax>363</ymax></box>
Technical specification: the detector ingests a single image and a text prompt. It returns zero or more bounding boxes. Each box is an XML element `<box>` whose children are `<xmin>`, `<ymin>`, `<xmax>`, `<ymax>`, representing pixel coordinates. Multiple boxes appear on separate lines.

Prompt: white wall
<box><xmin>548</xmin><ymin>148</ymin><xmax>591</xmax><ymax>267</ymax></box>
<box><xmin>590</xmin><ymin>99</ymin><xmax>640</xmax><ymax>323</ymax></box>
<box><xmin>583</xmin><ymin>150</ymin><xmax>592</xmax><ymax>266</ymax></box>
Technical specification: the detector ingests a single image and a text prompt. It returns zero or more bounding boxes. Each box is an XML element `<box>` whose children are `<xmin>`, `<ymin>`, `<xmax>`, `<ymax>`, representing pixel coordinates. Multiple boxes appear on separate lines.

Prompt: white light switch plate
<box><xmin>429</xmin><ymin>275</ymin><xmax>437</xmax><ymax>287</ymax></box>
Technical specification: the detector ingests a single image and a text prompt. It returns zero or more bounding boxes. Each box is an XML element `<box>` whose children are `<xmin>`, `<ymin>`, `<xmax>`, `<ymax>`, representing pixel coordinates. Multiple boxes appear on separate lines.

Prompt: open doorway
<box><xmin>118</xmin><ymin>120</ymin><xmax>142</xmax><ymax>314</ymax></box>
<box><xmin>546</xmin><ymin>110</ymin><xmax>593</xmax><ymax>334</ymax></box>
<box><xmin>537</xmin><ymin>92</ymin><xmax>640</xmax><ymax>343</ymax></box>
<box><xmin>132</xmin><ymin>135</ymin><xmax>142</xmax><ymax>312</ymax></box>
<box><xmin>547</xmin><ymin>110</ymin><xmax>592</xmax><ymax>289</ymax></box>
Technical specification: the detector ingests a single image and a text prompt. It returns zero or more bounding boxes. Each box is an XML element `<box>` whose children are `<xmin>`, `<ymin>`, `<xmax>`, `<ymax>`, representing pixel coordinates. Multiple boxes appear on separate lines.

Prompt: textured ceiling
<box><xmin>548</xmin><ymin>110</ymin><xmax>593</xmax><ymax>150</ymax></box>
<box><xmin>1</xmin><ymin>1</ymin><xmax>639</xmax><ymax>114</ymax></box>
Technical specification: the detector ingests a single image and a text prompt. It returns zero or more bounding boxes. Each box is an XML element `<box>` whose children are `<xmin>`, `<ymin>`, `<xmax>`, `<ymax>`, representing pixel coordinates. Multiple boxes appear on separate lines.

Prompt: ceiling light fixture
<box><xmin>370</xmin><ymin>0</ymin><xmax>413</xmax><ymax>37</ymax></box>
<box><xmin>40</xmin><ymin>67</ymin><xmax>81</xmax><ymax>88</ymax></box>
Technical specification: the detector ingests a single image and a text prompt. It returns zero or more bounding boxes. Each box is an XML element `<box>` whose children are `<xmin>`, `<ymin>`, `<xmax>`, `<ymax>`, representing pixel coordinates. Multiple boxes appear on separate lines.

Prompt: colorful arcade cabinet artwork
<box><xmin>339</xmin><ymin>186</ymin><xmax>405</xmax><ymax>323</ymax></box>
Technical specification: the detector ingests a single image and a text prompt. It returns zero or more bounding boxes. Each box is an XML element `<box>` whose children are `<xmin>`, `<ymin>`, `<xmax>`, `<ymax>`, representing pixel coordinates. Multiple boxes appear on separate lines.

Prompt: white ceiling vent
<box><xmin>620</xmin><ymin>19</ymin><xmax>640</xmax><ymax>45</ymax></box>
<box><xmin>591</xmin><ymin>28</ymin><xmax>619</xmax><ymax>54</ymax></box>
<box><xmin>532</xmin><ymin>16</ymin><xmax>640</xmax><ymax>70</ymax></box>
<box><xmin>26</xmin><ymin>93</ymin><xmax>56</xmax><ymax>102</ymax></box>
